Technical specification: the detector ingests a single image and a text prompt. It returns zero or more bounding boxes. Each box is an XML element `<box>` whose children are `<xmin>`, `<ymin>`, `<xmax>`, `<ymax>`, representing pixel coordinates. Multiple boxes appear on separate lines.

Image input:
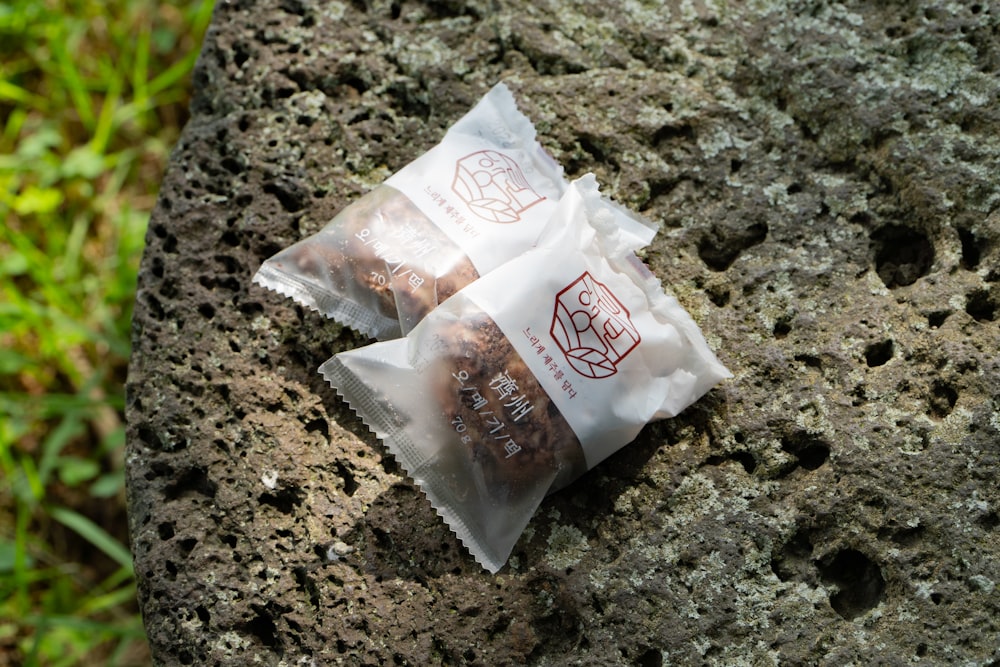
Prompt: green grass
<box><xmin>0</xmin><ymin>0</ymin><xmax>214</xmax><ymax>664</ymax></box>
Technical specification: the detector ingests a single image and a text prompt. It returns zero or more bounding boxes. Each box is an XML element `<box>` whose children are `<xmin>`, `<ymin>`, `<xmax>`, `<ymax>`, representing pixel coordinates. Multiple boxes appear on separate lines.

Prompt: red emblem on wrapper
<box><xmin>551</xmin><ymin>272</ymin><xmax>640</xmax><ymax>379</ymax></box>
<box><xmin>451</xmin><ymin>150</ymin><xmax>545</xmax><ymax>223</ymax></box>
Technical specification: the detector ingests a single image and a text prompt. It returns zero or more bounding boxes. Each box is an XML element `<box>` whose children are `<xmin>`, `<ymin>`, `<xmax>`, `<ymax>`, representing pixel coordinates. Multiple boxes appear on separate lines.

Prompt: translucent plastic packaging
<box><xmin>321</xmin><ymin>177</ymin><xmax>732</xmax><ymax>572</ymax></box>
<box><xmin>253</xmin><ymin>83</ymin><xmax>656</xmax><ymax>339</ymax></box>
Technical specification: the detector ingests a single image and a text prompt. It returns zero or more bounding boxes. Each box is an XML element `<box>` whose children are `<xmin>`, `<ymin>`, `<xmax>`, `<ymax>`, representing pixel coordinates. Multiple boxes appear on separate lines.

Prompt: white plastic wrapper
<box><xmin>321</xmin><ymin>177</ymin><xmax>732</xmax><ymax>573</ymax></box>
<box><xmin>253</xmin><ymin>83</ymin><xmax>657</xmax><ymax>339</ymax></box>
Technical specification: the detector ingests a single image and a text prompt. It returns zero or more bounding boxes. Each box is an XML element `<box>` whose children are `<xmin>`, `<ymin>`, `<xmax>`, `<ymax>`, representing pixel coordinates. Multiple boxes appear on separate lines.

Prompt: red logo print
<box><xmin>451</xmin><ymin>150</ymin><xmax>546</xmax><ymax>223</ymax></box>
<box><xmin>550</xmin><ymin>272</ymin><xmax>640</xmax><ymax>379</ymax></box>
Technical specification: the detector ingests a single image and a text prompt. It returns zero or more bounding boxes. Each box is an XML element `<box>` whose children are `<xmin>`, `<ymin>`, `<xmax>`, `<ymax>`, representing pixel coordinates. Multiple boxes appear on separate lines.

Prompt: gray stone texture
<box><xmin>125</xmin><ymin>0</ymin><xmax>1000</xmax><ymax>664</ymax></box>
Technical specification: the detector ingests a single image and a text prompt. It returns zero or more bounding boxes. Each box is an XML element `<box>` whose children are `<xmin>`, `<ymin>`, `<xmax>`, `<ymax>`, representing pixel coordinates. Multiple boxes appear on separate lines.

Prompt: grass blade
<box><xmin>0</xmin><ymin>79</ymin><xmax>41</xmax><ymax>106</ymax></box>
<box><xmin>48</xmin><ymin>507</ymin><xmax>134</xmax><ymax>572</ymax></box>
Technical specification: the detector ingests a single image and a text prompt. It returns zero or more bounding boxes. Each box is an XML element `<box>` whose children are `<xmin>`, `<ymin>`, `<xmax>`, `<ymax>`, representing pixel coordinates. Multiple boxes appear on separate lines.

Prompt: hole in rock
<box><xmin>259</xmin><ymin>485</ymin><xmax>305</xmax><ymax>514</ymax></box>
<box><xmin>795</xmin><ymin>353</ymin><xmax>822</xmax><ymax>369</ymax></box>
<box><xmin>965</xmin><ymin>288</ymin><xmax>996</xmax><ymax>321</ymax></box>
<box><xmin>705</xmin><ymin>452</ymin><xmax>756</xmax><ymax>474</ymax></box>
<box><xmin>279</xmin><ymin>0</ymin><xmax>306</xmax><ymax>16</ymax></box>
<box><xmin>263</xmin><ymin>179</ymin><xmax>307</xmax><ymax>213</ymax></box>
<box><xmin>929</xmin><ymin>381</ymin><xmax>958</xmax><ymax>418</ymax></box>
<box><xmin>163</xmin><ymin>234</ymin><xmax>178</xmax><ymax>254</ymax></box>
<box><xmin>195</xmin><ymin>606</ymin><xmax>210</xmax><ymax>624</ymax></box>
<box><xmin>978</xmin><ymin>512</ymin><xmax>1000</xmax><ymax>530</ymax></box>
<box><xmin>707</xmin><ymin>285</ymin><xmax>730</xmax><ymax>307</ymax></box>
<box><xmin>871</xmin><ymin>224</ymin><xmax>934</xmax><ymax>288</ymax></box>
<box><xmin>891</xmin><ymin>525</ymin><xmax>925</xmax><ymax>547</ymax></box>
<box><xmin>387</xmin><ymin>82</ymin><xmax>431</xmax><ymax>120</ymax></box>
<box><xmin>653</xmin><ymin>122</ymin><xmax>694</xmax><ymax>146</ymax></box>
<box><xmin>142</xmin><ymin>293</ymin><xmax>166</xmax><ymax>321</ymax></box>
<box><xmin>927</xmin><ymin>310</ymin><xmax>950</xmax><ymax>328</ymax></box>
<box><xmin>698</xmin><ymin>221</ymin><xmax>768</xmax><ymax>271</ymax></box>
<box><xmin>645</xmin><ymin>178</ymin><xmax>679</xmax><ymax>207</ymax></box>
<box><xmin>773</xmin><ymin>317</ymin><xmax>792</xmax><ymax>338</ymax></box>
<box><xmin>143</xmin><ymin>461</ymin><xmax>173</xmax><ymax>481</ymax></box>
<box><xmin>817</xmin><ymin>549</ymin><xmax>886</xmax><ymax>620</ymax></box>
<box><xmin>957</xmin><ymin>226</ymin><xmax>981</xmax><ymax>269</ymax></box>
<box><xmin>159</xmin><ymin>280</ymin><xmax>179</xmax><ymax>300</ymax></box>
<box><xmin>781</xmin><ymin>432</ymin><xmax>830</xmax><ymax>471</ymax></box>
<box><xmin>245</xmin><ymin>605</ymin><xmax>280</xmax><ymax>648</ymax></box>
<box><xmin>164</xmin><ymin>466</ymin><xmax>217</xmax><ymax>501</ymax></box>
<box><xmin>137</xmin><ymin>424</ymin><xmax>165</xmax><ymax>450</ymax></box>
<box><xmin>221</xmin><ymin>230</ymin><xmax>240</xmax><ymax>247</ymax></box>
<box><xmin>206</xmin><ymin>275</ymin><xmax>241</xmax><ymax>295</ymax></box>
<box><xmin>731</xmin><ymin>451</ymin><xmax>757</xmax><ymax>474</ymax></box>
<box><xmin>335</xmin><ymin>461</ymin><xmax>358</xmax><ymax>496</ymax></box>
<box><xmin>341</xmin><ymin>73</ymin><xmax>369</xmax><ymax>95</ymax></box>
<box><xmin>157</xmin><ymin>522</ymin><xmax>175</xmax><ymax>540</ymax></box>
<box><xmin>305</xmin><ymin>418</ymin><xmax>329</xmax><ymax>439</ymax></box>
<box><xmin>864</xmin><ymin>340</ymin><xmax>894</xmax><ymax>367</ymax></box>
<box><xmin>238</xmin><ymin>301</ymin><xmax>264</xmax><ymax>316</ymax></box>
<box><xmin>638</xmin><ymin>648</ymin><xmax>663</xmax><ymax>667</ymax></box>
<box><xmin>233</xmin><ymin>43</ymin><xmax>250</xmax><ymax>68</ymax></box>
<box><xmin>215</xmin><ymin>254</ymin><xmax>241</xmax><ymax>275</ymax></box>
<box><xmin>578</xmin><ymin>134</ymin><xmax>610</xmax><ymax>163</ymax></box>
<box><xmin>294</xmin><ymin>567</ymin><xmax>321</xmax><ymax>610</ymax></box>
<box><xmin>220</xmin><ymin>156</ymin><xmax>244</xmax><ymax>175</ymax></box>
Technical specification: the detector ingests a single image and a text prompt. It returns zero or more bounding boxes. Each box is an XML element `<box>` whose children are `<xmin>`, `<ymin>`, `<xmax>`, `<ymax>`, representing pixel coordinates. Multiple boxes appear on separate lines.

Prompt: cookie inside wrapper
<box><xmin>253</xmin><ymin>83</ymin><xmax>656</xmax><ymax>339</ymax></box>
<box><xmin>321</xmin><ymin>178</ymin><xmax>731</xmax><ymax>572</ymax></box>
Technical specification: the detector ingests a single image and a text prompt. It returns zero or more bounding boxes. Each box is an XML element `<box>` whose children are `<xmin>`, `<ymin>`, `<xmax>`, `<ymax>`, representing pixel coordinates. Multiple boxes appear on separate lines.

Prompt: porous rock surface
<box><xmin>125</xmin><ymin>0</ymin><xmax>1000</xmax><ymax>664</ymax></box>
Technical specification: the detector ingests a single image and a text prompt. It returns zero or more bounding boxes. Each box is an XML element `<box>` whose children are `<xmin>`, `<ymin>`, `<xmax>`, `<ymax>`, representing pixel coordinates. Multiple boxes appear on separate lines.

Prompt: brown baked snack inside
<box><xmin>430</xmin><ymin>313</ymin><xmax>588</xmax><ymax>500</ymax></box>
<box><xmin>276</xmin><ymin>185</ymin><xmax>479</xmax><ymax>333</ymax></box>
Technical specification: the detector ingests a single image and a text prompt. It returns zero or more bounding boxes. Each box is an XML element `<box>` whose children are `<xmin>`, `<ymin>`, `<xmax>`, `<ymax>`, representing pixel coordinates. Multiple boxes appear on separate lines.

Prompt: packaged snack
<box><xmin>321</xmin><ymin>177</ymin><xmax>732</xmax><ymax>573</ymax></box>
<box><xmin>253</xmin><ymin>83</ymin><xmax>656</xmax><ymax>339</ymax></box>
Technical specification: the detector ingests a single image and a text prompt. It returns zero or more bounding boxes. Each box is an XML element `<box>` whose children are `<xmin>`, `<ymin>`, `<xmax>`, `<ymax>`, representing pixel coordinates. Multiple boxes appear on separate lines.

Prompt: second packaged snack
<box><xmin>321</xmin><ymin>177</ymin><xmax>732</xmax><ymax>572</ymax></box>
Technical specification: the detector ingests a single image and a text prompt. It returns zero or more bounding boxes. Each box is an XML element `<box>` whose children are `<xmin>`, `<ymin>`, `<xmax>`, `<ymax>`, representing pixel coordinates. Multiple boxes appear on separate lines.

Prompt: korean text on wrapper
<box><xmin>252</xmin><ymin>83</ymin><xmax>656</xmax><ymax>339</ymax></box>
<box><xmin>321</xmin><ymin>177</ymin><xmax>732</xmax><ymax>573</ymax></box>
